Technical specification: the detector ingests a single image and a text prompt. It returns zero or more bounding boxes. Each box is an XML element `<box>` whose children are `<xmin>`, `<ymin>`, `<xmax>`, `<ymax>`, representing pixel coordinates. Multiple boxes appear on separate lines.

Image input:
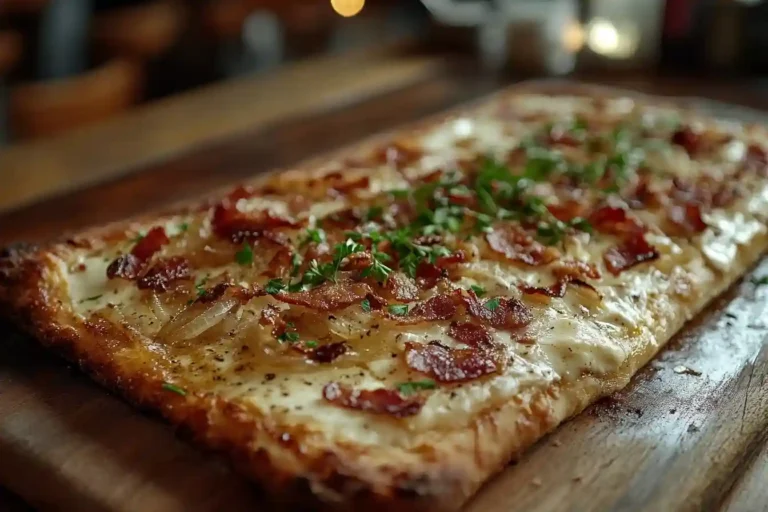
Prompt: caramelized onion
<box><xmin>158</xmin><ymin>298</ymin><xmax>239</xmax><ymax>345</ymax></box>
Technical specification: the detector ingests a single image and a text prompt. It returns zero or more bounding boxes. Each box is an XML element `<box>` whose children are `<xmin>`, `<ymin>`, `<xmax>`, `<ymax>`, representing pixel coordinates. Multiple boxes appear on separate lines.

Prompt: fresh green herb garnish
<box><xmin>752</xmin><ymin>276</ymin><xmax>768</xmax><ymax>286</ymax></box>
<box><xmin>485</xmin><ymin>297</ymin><xmax>501</xmax><ymax>311</ymax></box>
<box><xmin>178</xmin><ymin>222</ymin><xmax>189</xmax><ymax>233</ymax></box>
<box><xmin>265</xmin><ymin>279</ymin><xmax>286</xmax><ymax>295</ymax></box>
<box><xmin>397</xmin><ymin>380</ymin><xmax>437</xmax><ymax>395</ymax></box>
<box><xmin>365</xmin><ymin>205</ymin><xmax>384</xmax><ymax>221</ymax></box>
<box><xmin>361</xmin><ymin>298</ymin><xmax>372</xmax><ymax>312</ymax></box>
<box><xmin>290</xmin><ymin>252</ymin><xmax>303</xmax><ymax>277</ymax></box>
<box><xmin>302</xmin><ymin>228</ymin><xmax>327</xmax><ymax>246</ymax></box>
<box><xmin>279</xmin><ymin>331</ymin><xmax>300</xmax><ymax>343</ymax></box>
<box><xmin>388</xmin><ymin>304</ymin><xmax>409</xmax><ymax>316</ymax></box>
<box><xmin>470</xmin><ymin>284</ymin><xmax>486</xmax><ymax>297</ymax></box>
<box><xmin>305</xmin><ymin>341</ymin><xmax>318</xmax><ymax>348</ymax></box>
<box><xmin>162</xmin><ymin>382</ymin><xmax>187</xmax><ymax>396</ymax></box>
<box><xmin>235</xmin><ymin>243</ymin><xmax>254</xmax><ymax>265</ymax></box>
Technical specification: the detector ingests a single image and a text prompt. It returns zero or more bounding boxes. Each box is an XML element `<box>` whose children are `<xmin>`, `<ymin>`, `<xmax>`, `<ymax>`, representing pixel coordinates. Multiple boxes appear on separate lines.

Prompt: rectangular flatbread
<box><xmin>2</xmin><ymin>85</ymin><xmax>768</xmax><ymax>511</ymax></box>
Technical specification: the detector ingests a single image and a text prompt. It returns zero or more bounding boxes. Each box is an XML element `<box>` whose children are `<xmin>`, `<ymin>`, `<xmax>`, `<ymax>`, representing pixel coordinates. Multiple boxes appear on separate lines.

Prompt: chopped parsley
<box><xmin>365</xmin><ymin>205</ymin><xmax>384</xmax><ymax>221</ymax></box>
<box><xmin>178</xmin><ymin>222</ymin><xmax>189</xmax><ymax>233</ymax></box>
<box><xmin>470</xmin><ymin>284</ymin><xmax>486</xmax><ymax>297</ymax></box>
<box><xmin>305</xmin><ymin>341</ymin><xmax>318</xmax><ymax>348</ymax></box>
<box><xmin>397</xmin><ymin>380</ymin><xmax>437</xmax><ymax>395</ymax></box>
<box><xmin>279</xmin><ymin>331</ymin><xmax>300</xmax><ymax>343</ymax></box>
<box><xmin>265</xmin><ymin>279</ymin><xmax>286</xmax><ymax>295</ymax></box>
<box><xmin>752</xmin><ymin>276</ymin><xmax>768</xmax><ymax>286</ymax></box>
<box><xmin>302</xmin><ymin>228</ymin><xmax>327</xmax><ymax>246</ymax></box>
<box><xmin>235</xmin><ymin>243</ymin><xmax>254</xmax><ymax>265</ymax></box>
<box><xmin>162</xmin><ymin>382</ymin><xmax>187</xmax><ymax>396</ymax></box>
<box><xmin>485</xmin><ymin>297</ymin><xmax>501</xmax><ymax>311</ymax></box>
<box><xmin>361</xmin><ymin>298</ymin><xmax>372</xmax><ymax>313</ymax></box>
<box><xmin>388</xmin><ymin>304</ymin><xmax>409</xmax><ymax>316</ymax></box>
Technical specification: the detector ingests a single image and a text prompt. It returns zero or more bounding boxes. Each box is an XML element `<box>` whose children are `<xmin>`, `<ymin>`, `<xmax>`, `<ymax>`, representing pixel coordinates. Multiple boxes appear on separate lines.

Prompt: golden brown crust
<box><xmin>2</xmin><ymin>82</ymin><xmax>768</xmax><ymax>511</ymax></box>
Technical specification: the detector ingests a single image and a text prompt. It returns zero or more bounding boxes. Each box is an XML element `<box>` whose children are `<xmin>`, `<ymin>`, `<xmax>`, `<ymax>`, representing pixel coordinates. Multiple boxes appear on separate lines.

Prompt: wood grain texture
<box><xmin>0</xmin><ymin>74</ymin><xmax>767</xmax><ymax>511</ymax></box>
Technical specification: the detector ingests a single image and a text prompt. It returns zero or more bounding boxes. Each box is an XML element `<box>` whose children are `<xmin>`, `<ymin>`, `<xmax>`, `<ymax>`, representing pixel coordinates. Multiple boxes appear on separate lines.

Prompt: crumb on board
<box><xmin>552</xmin><ymin>439</ymin><xmax>562</xmax><ymax>447</ymax></box>
<box><xmin>531</xmin><ymin>477</ymin><xmax>542</xmax><ymax>487</ymax></box>
<box><xmin>673</xmin><ymin>365</ymin><xmax>702</xmax><ymax>376</ymax></box>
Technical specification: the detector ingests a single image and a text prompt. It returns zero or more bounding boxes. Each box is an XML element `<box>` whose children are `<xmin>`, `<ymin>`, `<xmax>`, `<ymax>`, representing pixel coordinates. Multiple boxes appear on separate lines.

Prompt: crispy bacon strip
<box><xmin>462</xmin><ymin>291</ymin><xmax>532</xmax><ymax>330</ymax></box>
<box><xmin>212</xmin><ymin>202</ymin><xmax>301</xmax><ymax>244</ymax></box>
<box><xmin>137</xmin><ymin>257</ymin><xmax>191</xmax><ymax>292</ymax></box>
<box><xmin>404</xmin><ymin>341</ymin><xmax>501</xmax><ymax>383</ymax></box>
<box><xmin>107</xmin><ymin>226</ymin><xmax>170</xmax><ymax>280</ymax></box>
<box><xmin>322</xmin><ymin>382</ymin><xmax>424</xmax><ymax>418</ymax></box>
<box><xmin>448</xmin><ymin>321</ymin><xmax>493</xmax><ymax>349</ymax></box>
<box><xmin>589</xmin><ymin>206</ymin><xmax>644</xmax><ymax>236</ymax></box>
<box><xmin>521</xmin><ymin>260</ymin><xmax>601</xmax><ymax>298</ymax></box>
<box><xmin>667</xmin><ymin>203</ymin><xmax>707</xmax><ymax>235</ymax></box>
<box><xmin>384</xmin><ymin>272</ymin><xmax>419</xmax><ymax>302</ymax></box>
<box><xmin>671</xmin><ymin>126</ymin><xmax>700</xmax><ymax>156</ymax></box>
<box><xmin>604</xmin><ymin>231</ymin><xmax>660</xmax><ymax>276</ymax></box>
<box><xmin>398</xmin><ymin>294</ymin><xmax>459</xmax><ymax>324</ymax></box>
<box><xmin>414</xmin><ymin>251</ymin><xmax>466</xmax><ymax>290</ymax></box>
<box><xmin>308</xmin><ymin>342</ymin><xmax>349</xmax><ymax>363</ymax></box>
<box><xmin>744</xmin><ymin>144</ymin><xmax>768</xmax><ymax>176</ymax></box>
<box><xmin>275</xmin><ymin>282</ymin><xmax>386</xmax><ymax>312</ymax></box>
<box><xmin>485</xmin><ymin>225</ymin><xmax>558</xmax><ymax>266</ymax></box>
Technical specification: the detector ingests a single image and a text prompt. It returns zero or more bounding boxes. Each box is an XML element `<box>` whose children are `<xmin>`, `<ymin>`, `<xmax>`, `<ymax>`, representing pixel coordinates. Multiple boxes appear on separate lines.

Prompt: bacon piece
<box><xmin>552</xmin><ymin>260</ymin><xmax>601</xmax><ymax>281</ymax></box>
<box><xmin>628</xmin><ymin>176</ymin><xmax>662</xmax><ymax>209</ymax></box>
<box><xmin>137</xmin><ymin>257</ymin><xmax>191</xmax><ymax>292</ymax></box>
<box><xmin>671</xmin><ymin>126</ymin><xmax>700</xmax><ymax>156</ymax></box>
<box><xmin>404</xmin><ymin>341</ymin><xmax>501</xmax><ymax>383</ymax></box>
<box><xmin>384</xmin><ymin>272</ymin><xmax>419</xmax><ymax>302</ymax></box>
<box><xmin>309</xmin><ymin>342</ymin><xmax>349</xmax><ymax>363</ymax></box>
<box><xmin>462</xmin><ymin>291</ymin><xmax>532</xmax><ymax>330</ymax></box>
<box><xmin>414</xmin><ymin>251</ymin><xmax>466</xmax><ymax>290</ymax></box>
<box><xmin>448</xmin><ymin>321</ymin><xmax>493</xmax><ymax>349</ymax></box>
<box><xmin>415</xmin><ymin>262</ymin><xmax>444</xmax><ymax>289</ymax></box>
<box><xmin>485</xmin><ymin>225</ymin><xmax>558</xmax><ymax>266</ymax></box>
<box><xmin>667</xmin><ymin>203</ymin><xmax>707</xmax><ymax>235</ymax></box>
<box><xmin>744</xmin><ymin>144</ymin><xmax>768</xmax><ymax>176</ymax></box>
<box><xmin>107</xmin><ymin>226</ymin><xmax>170</xmax><ymax>280</ymax></box>
<box><xmin>547</xmin><ymin>200</ymin><xmax>587</xmax><ymax>222</ymax></box>
<box><xmin>327</xmin><ymin>174</ymin><xmax>371</xmax><ymax>196</ymax></box>
<box><xmin>589</xmin><ymin>206</ymin><xmax>643</xmax><ymax>236</ymax></box>
<box><xmin>322</xmin><ymin>382</ymin><xmax>424</xmax><ymax>418</ymax></box>
<box><xmin>604</xmin><ymin>231</ymin><xmax>660</xmax><ymax>275</ymax></box>
<box><xmin>323</xmin><ymin>208</ymin><xmax>363</xmax><ymax>230</ymax></box>
<box><xmin>275</xmin><ymin>282</ymin><xmax>385</xmax><ymax>312</ymax></box>
<box><xmin>264</xmin><ymin>248</ymin><xmax>294</xmax><ymax>278</ymax></box>
<box><xmin>447</xmin><ymin>190</ymin><xmax>476</xmax><ymax>207</ymax></box>
<box><xmin>132</xmin><ymin>227</ymin><xmax>170</xmax><ymax>261</ymax></box>
<box><xmin>399</xmin><ymin>294</ymin><xmax>459</xmax><ymax>324</ymax></box>
<box><xmin>212</xmin><ymin>202</ymin><xmax>300</xmax><ymax>244</ymax></box>
<box><xmin>106</xmin><ymin>254</ymin><xmax>143</xmax><ymax>280</ymax></box>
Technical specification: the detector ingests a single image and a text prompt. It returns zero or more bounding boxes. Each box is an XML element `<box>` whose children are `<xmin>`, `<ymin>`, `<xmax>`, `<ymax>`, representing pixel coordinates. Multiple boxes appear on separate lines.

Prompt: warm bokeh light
<box><xmin>562</xmin><ymin>20</ymin><xmax>585</xmax><ymax>53</ymax></box>
<box><xmin>331</xmin><ymin>0</ymin><xmax>365</xmax><ymax>17</ymax></box>
<box><xmin>586</xmin><ymin>17</ymin><xmax>639</xmax><ymax>59</ymax></box>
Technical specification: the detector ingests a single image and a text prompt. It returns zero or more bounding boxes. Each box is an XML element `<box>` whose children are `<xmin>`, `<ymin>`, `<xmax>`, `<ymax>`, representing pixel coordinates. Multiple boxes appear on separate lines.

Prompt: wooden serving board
<box><xmin>1</xmin><ymin>76</ymin><xmax>767</xmax><ymax>512</ymax></box>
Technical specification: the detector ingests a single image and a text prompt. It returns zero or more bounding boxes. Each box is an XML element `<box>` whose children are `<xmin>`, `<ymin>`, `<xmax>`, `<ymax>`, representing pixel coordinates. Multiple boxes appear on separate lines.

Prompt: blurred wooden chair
<box><xmin>92</xmin><ymin>0</ymin><xmax>185</xmax><ymax>61</ymax></box>
<box><xmin>9</xmin><ymin>59</ymin><xmax>142</xmax><ymax>141</ymax></box>
<box><xmin>0</xmin><ymin>31</ymin><xmax>23</xmax><ymax>145</ymax></box>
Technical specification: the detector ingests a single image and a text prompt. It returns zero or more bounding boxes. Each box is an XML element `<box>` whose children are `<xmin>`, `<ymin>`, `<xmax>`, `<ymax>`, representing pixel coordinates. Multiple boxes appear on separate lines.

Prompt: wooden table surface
<box><xmin>0</xmin><ymin>49</ymin><xmax>767</xmax><ymax>511</ymax></box>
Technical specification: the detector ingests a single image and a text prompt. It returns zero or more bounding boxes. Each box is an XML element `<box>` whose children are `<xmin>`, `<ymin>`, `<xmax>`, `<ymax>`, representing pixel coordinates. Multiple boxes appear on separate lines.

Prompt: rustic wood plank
<box><xmin>0</xmin><ymin>41</ymin><xmax>443</xmax><ymax>214</ymax></box>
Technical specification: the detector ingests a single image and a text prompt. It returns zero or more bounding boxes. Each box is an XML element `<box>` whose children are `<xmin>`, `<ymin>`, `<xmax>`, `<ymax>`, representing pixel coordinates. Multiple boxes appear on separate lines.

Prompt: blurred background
<box><xmin>0</xmin><ymin>0</ymin><xmax>766</xmax><ymax>146</ymax></box>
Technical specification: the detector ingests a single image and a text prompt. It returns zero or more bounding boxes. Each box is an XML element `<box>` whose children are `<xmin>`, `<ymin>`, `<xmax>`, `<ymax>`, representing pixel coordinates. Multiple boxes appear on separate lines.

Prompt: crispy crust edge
<box><xmin>2</xmin><ymin>82</ymin><xmax>768</xmax><ymax>511</ymax></box>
